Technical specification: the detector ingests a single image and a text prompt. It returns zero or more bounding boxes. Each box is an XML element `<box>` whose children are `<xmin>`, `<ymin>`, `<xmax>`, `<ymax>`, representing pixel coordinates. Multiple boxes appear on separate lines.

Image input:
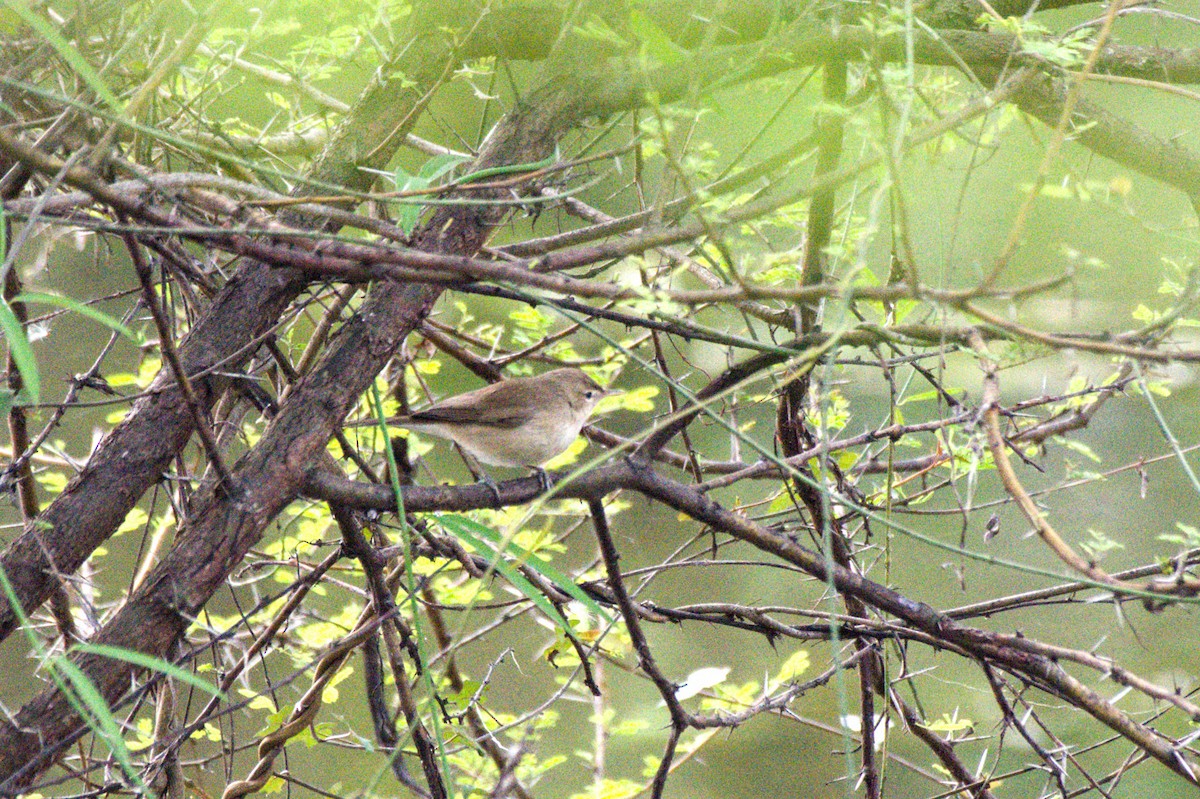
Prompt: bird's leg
<box><xmin>533</xmin><ymin>467</ymin><xmax>553</xmax><ymax>493</ymax></box>
<box><xmin>479</xmin><ymin>471</ymin><xmax>503</xmax><ymax>508</ymax></box>
<box><xmin>459</xmin><ymin>448</ymin><xmax>503</xmax><ymax>507</ymax></box>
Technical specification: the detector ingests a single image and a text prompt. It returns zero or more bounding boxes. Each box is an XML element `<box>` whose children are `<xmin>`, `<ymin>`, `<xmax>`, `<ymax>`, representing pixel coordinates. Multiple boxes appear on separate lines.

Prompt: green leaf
<box><xmin>261</xmin><ymin>775</ymin><xmax>286</xmax><ymax>794</ymax></box>
<box><xmin>0</xmin><ymin>561</ymin><xmax>33</xmax><ymax>629</ymax></box>
<box><xmin>450</xmin><ymin>530</ymin><xmax>568</xmax><ymax>629</ymax></box>
<box><xmin>14</xmin><ymin>291</ymin><xmax>136</xmax><ymax>340</ymax></box>
<box><xmin>0</xmin><ymin>296</ymin><xmax>39</xmax><ymax>405</ymax></box>
<box><xmin>774</xmin><ymin>649</ymin><xmax>811</xmax><ymax>683</ymax></box>
<box><xmin>436</xmin><ymin>514</ymin><xmax>610</xmax><ymax>627</ymax></box>
<box><xmin>570</xmin><ymin>18</ymin><xmax>629</xmax><ymax>50</ymax></box>
<box><xmin>418</xmin><ymin>152</ymin><xmax>470</xmax><ymax>181</ymax></box>
<box><xmin>767</xmin><ymin>492</ymin><xmax>795</xmax><ymax>515</ymax></box>
<box><xmin>892</xmin><ymin>298</ymin><xmax>918</xmax><ymax>323</ymax></box>
<box><xmin>447</xmin><ymin>679</ymin><xmax>484</xmax><ymax>708</ymax></box>
<box><xmin>71</xmin><ymin>643</ymin><xmax>227</xmax><ymax>700</ymax></box>
<box><xmin>898</xmin><ymin>388</ymin><xmax>963</xmax><ymax>405</ymax></box>
<box><xmin>439</xmin><ymin>511</ymin><xmax>609</xmax><ymax>623</ymax></box>
<box><xmin>628</xmin><ymin>8</ymin><xmax>686</xmax><ymax>66</ymax></box>
<box><xmin>52</xmin><ymin>658</ymin><xmax>144</xmax><ymax>789</ymax></box>
<box><xmin>391</xmin><ymin>154</ymin><xmax>470</xmax><ymax>235</ymax></box>
<box><xmin>1079</xmin><ymin>528</ymin><xmax>1124</xmax><ymax>559</ymax></box>
<box><xmin>391</xmin><ymin>165</ymin><xmax>430</xmax><ymax>235</ymax></box>
<box><xmin>920</xmin><ymin>712</ymin><xmax>974</xmax><ymax>734</ymax></box>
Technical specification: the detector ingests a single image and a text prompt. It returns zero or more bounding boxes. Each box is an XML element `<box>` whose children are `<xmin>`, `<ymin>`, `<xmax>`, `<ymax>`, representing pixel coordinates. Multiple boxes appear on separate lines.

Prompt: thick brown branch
<box><xmin>297</xmin><ymin>457</ymin><xmax>1200</xmax><ymax>785</ymax></box>
<box><xmin>0</xmin><ymin>60</ymin><xmax>628</xmax><ymax>793</ymax></box>
<box><xmin>0</xmin><ymin>13</ymin><xmax>471</xmax><ymax>642</ymax></box>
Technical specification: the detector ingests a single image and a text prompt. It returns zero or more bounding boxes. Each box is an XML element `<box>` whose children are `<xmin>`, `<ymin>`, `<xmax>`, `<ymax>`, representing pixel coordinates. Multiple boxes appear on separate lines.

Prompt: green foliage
<box><xmin>570</xmin><ymin>17</ymin><xmax>630</xmax><ymax>51</ymax></box>
<box><xmin>976</xmin><ymin>15</ymin><xmax>1092</xmax><ymax>69</ymax></box>
<box><xmin>599</xmin><ymin>384</ymin><xmax>657</xmax><ymax>414</ymax></box>
<box><xmin>920</xmin><ymin>711</ymin><xmax>974</xmax><ymax>736</ymax></box>
<box><xmin>613</xmin><ymin>283</ymin><xmax>688</xmax><ymax>319</ymax></box>
<box><xmin>0</xmin><ymin>296</ymin><xmax>39</xmax><ymax>408</ymax></box>
<box><xmin>71</xmin><ymin>642</ymin><xmax>226</xmax><ymax>700</ymax></box>
<box><xmin>569</xmin><ymin>778</ymin><xmax>643</xmax><ymax>799</ymax></box>
<box><xmin>0</xmin><ymin>563</ymin><xmax>145</xmax><ymax>790</ymax></box>
<box><xmin>1079</xmin><ymin>528</ymin><xmax>1125</xmax><ymax>560</ymax></box>
<box><xmin>52</xmin><ymin>657</ymin><xmax>145</xmax><ymax>789</ymax></box>
<box><xmin>34</xmin><ymin>469</ymin><xmax>67</xmax><ymax>495</ymax></box>
<box><xmin>388</xmin><ymin>152</ymin><xmax>472</xmax><ymax>234</ymax></box>
<box><xmin>627</xmin><ymin>8</ymin><xmax>687</xmax><ymax>67</ymax></box>
<box><xmin>1159</xmin><ymin>522</ymin><xmax>1200</xmax><ymax>547</ymax></box>
<box><xmin>774</xmin><ymin>649</ymin><xmax>812</xmax><ymax>683</ymax></box>
<box><xmin>292</xmin><ymin>603</ymin><xmax>364</xmax><ymax>653</ymax></box>
<box><xmin>430</xmin><ymin>572</ymin><xmax>494</xmax><ymax>605</ymax></box>
<box><xmin>14</xmin><ymin>291</ymin><xmax>136</xmax><ymax>340</ymax></box>
<box><xmin>319</xmin><ymin>664</ymin><xmax>354</xmax><ymax>704</ymax></box>
<box><xmin>114</xmin><ymin>507</ymin><xmax>151</xmax><ymax>538</ymax></box>
<box><xmin>436</xmin><ymin>513</ymin><xmax>611</xmax><ymax>623</ymax></box>
<box><xmin>1021</xmin><ymin>28</ymin><xmax>1094</xmax><ymax>70</ymax></box>
<box><xmin>7</xmin><ymin>1</ymin><xmax>1200</xmax><ymax>795</ymax></box>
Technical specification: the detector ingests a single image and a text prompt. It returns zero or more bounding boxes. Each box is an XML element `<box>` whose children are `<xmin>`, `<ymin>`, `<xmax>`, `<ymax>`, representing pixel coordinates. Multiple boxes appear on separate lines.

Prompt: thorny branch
<box><xmin>3</xmin><ymin>1</ymin><xmax>1200</xmax><ymax>797</ymax></box>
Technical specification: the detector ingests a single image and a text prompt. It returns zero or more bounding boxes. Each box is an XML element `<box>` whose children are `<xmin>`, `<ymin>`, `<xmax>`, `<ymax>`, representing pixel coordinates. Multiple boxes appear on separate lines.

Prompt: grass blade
<box><xmin>72</xmin><ymin>642</ymin><xmax>227</xmax><ymax>700</ymax></box>
<box><xmin>437</xmin><ymin>513</ymin><xmax>610</xmax><ymax>623</ymax></box>
<box><xmin>15</xmin><ymin>291</ymin><xmax>136</xmax><ymax>340</ymax></box>
<box><xmin>0</xmin><ymin>296</ymin><xmax>39</xmax><ymax>404</ymax></box>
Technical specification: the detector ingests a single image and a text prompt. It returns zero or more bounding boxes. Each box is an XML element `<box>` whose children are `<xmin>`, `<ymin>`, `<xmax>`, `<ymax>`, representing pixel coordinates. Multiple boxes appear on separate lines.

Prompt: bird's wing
<box><xmin>407</xmin><ymin>405</ymin><xmax>529</xmax><ymax>429</ymax></box>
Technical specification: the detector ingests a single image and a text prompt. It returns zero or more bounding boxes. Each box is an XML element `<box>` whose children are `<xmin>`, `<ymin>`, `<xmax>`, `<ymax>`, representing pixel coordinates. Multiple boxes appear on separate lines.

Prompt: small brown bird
<box><xmin>392</xmin><ymin>367</ymin><xmax>613</xmax><ymax>489</ymax></box>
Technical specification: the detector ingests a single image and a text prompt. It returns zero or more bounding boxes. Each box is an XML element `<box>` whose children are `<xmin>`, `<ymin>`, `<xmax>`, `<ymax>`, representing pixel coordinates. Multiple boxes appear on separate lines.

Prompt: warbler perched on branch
<box><xmin>384</xmin><ymin>367</ymin><xmax>614</xmax><ymax>493</ymax></box>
